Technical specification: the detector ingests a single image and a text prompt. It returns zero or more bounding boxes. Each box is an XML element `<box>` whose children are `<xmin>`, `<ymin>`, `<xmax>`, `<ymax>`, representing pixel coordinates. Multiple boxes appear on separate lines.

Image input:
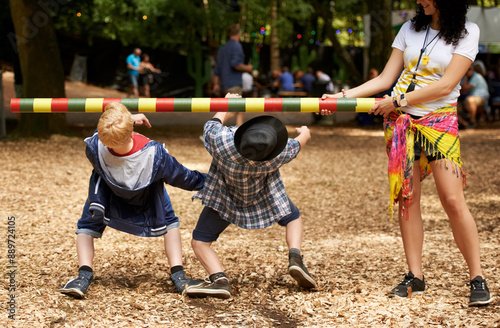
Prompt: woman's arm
<box><xmin>369</xmin><ymin>54</ymin><xmax>472</xmax><ymax>118</ymax></box>
<box><xmin>401</xmin><ymin>54</ymin><xmax>472</xmax><ymax>106</ymax></box>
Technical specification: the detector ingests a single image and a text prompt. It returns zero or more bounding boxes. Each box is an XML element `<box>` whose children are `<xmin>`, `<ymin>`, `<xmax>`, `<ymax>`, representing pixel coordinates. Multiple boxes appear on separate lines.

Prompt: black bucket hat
<box><xmin>234</xmin><ymin>115</ymin><xmax>288</xmax><ymax>161</ymax></box>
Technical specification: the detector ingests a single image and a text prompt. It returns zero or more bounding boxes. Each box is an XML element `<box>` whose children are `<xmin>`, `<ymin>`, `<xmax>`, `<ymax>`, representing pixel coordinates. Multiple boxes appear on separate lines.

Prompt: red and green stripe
<box><xmin>11</xmin><ymin>98</ymin><xmax>381</xmax><ymax>113</ymax></box>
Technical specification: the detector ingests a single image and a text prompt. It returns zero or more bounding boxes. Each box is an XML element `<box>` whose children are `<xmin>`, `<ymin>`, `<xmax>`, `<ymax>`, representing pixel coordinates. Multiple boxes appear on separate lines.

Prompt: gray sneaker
<box><xmin>170</xmin><ymin>270</ymin><xmax>204</xmax><ymax>294</ymax></box>
<box><xmin>469</xmin><ymin>276</ymin><xmax>492</xmax><ymax>306</ymax></box>
<box><xmin>288</xmin><ymin>253</ymin><xmax>317</xmax><ymax>289</ymax></box>
<box><xmin>186</xmin><ymin>273</ymin><xmax>231</xmax><ymax>299</ymax></box>
<box><xmin>59</xmin><ymin>270</ymin><xmax>93</xmax><ymax>299</ymax></box>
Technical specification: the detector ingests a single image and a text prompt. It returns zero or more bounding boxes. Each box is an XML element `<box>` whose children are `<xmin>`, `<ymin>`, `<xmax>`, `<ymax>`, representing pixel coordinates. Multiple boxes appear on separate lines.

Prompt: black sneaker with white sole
<box><xmin>59</xmin><ymin>270</ymin><xmax>93</xmax><ymax>299</ymax></box>
<box><xmin>288</xmin><ymin>252</ymin><xmax>317</xmax><ymax>289</ymax></box>
<box><xmin>170</xmin><ymin>270</ymin><xmax>204</xmax><ymax>294</ymax></box>
<box><xmin>186</xmin><ymin>272</ymin><xmax>231</xmax><ymax>299</ymax></box>
<box><xmin>389</xmin><ymin>272</ymin><xmax>425</xmax><ymax>298</ymax></box>
<box><xmin>469</xmin><ymin>276</ymin><xmax>492</xmax><ymax>306</ymax></box>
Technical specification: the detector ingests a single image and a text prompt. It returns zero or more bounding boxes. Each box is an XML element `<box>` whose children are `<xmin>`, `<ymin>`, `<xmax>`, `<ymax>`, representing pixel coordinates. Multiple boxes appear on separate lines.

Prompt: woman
<box><xmin>139</xmin><ymin>54</ymin><xmax>161</xmax><ymax>98</ymax></box>
<box><xmin>323</xmin><ymin>0</ymin><xmax>491</xmax><ymax>306</ymax></box>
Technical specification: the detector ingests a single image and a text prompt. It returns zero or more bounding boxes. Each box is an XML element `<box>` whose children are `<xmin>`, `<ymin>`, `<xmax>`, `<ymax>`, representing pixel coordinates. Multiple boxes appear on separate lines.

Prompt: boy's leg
<box><xmin>163</xmin><ymin>227</ymin><xmax>183</xmax><ymax>268</ymax></box>
<box><xmin>186</xmin><ymin>207</ymin><xmax>231</xmax><ymax>299</ymax></box>
<box><xmin>77</xmin><ymin>233</ymin><xmax>95</xmax><ymax>268</ymax></box>
<box><xmin>191</xmin><ymin>239</ymin><xmax>224</xmax><ymax>275</ymax></box>
<box><xmin>285</xmin><ymin>216</ymin><xmax>303</xmax><ymax>251</ymax></box>
<box><xmin>161</xmin><ymin>190</ymin><xmax>204</xmax><ymax>293</ymax></box>
<box><xmin>279</xmin><ymin>202</ymin><xmax>317</xmax><ymax>289</ymax></box>
<box><xmin>190</xmin><ymin>206</ymin><xmax>230</xmax><ymax>275</ymax></box>
<box><xmin>163</xmin><ymin>226</ymin><xmax>204</xmax><ymax>293</ymax></box>
<box><xmin>60</xmin><ymin>233</ymin><xmax>95</xmax><ymax>299</ymax></box>
<box><xmin>60</xmin><ymin>197</ymin><xmax>104</xmax><ymax>299</ymax></box>
<box><xmin>285</xmin><ymin>218</ymin><xmax>316</xmax><ymax>289</ymax></box>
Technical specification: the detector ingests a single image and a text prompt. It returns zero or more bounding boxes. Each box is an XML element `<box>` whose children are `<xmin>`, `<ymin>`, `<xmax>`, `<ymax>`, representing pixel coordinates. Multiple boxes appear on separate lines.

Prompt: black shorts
<box><xmin>410</xmin><ymin>114</ymin><xmax>444</xmax><ymax>162</ymax></box>
<box><xmin>192</xmin><ymin>200</ymin><xmax>300</xmax><ymax>243</ymax></box>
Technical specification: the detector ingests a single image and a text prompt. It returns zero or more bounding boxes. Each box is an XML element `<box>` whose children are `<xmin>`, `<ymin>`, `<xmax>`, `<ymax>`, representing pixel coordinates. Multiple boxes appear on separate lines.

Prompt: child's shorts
<box><xmin>192</xmin><ymin>199</ymin><xmax>300</xmax><ymax>243</ymax></box>
<box><xmin>75</xmin><ymin>197</ymin><xmax>180</xmax><ymax>238</ymax></box>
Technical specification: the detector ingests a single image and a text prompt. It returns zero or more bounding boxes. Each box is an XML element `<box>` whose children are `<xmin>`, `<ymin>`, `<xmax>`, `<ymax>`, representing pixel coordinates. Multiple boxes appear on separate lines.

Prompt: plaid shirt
<box><xmin>193</xmin><ymin>119</ymin><xmax>301</xmax><ymax>229</ymax></box>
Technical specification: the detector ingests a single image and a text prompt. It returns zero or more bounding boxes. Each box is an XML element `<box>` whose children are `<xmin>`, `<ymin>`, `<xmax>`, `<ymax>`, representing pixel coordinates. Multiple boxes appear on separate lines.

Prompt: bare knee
<box><xmin>191</xmin><ymin>238</ymin><xmax>199</xmax><ymax>251</ymax></box>
<box><xmin>440</xmin><ymin>194</ymin><xmax>463</xmax><ymax>216</ymax></box>
<box><xmin>191</xmin><ymin>239</ymin><xmax>210</xmax><ymax>252</ymax></box>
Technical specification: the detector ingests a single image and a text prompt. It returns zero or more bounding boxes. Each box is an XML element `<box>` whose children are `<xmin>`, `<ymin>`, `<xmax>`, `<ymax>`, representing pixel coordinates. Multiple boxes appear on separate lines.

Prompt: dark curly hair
<box><xmin>411</xmin><ymin>0</ymin><xmax>470</xmax><ymax>45</ymax></box>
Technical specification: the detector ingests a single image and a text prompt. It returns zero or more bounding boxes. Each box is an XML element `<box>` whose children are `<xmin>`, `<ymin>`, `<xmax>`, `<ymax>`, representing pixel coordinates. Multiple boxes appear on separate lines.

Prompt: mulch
<box><xmin>1</xmin><ymin>121</ymin><xmax>499</xmax><ymax>327</ymax></box>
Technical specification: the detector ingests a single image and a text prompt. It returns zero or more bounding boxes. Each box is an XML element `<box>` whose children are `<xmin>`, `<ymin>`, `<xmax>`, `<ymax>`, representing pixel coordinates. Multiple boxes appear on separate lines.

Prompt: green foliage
<box><xmin>187</xmin><ymin>49</ymin><xmax>211</xmax><ymax>97</ymax></box>
<box><xmin>52</xmin><ymin>0</ymin><xmax>238</xmax><ymax>51</ymax></box>
<box><xmin>291</xmin><ymin>45</ymin><xmax>316</xmax><ymax>72</ymax></box>
<box><xmin>251</xmin><ymin>44</ymin><xmax>260</xmax><ymax>71</ymax></box>
<box><xmin>12</xmin><ymin>0</ymin><xmax>500</xmax><ymax>55</ymax></box>
<box><xmin>332</xmin><ymin>52</ymin><xmax>348</xmax><ymax>82</ymax></box>
<box><xmin>49</xmin><ymin>0</ymin><xmax>323</xmax><ymax>54</ymax></box>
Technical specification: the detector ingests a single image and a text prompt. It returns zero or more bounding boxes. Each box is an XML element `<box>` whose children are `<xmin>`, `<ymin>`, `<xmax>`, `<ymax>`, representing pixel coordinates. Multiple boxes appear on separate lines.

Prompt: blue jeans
<box><xmin>129</xmin><ymin>74</ymin><xmax>138</xmax><ymax>87</ymax></box>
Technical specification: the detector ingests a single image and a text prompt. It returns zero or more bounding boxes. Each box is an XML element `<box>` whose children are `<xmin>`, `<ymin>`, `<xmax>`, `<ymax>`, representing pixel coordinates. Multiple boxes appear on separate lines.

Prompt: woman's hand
<box><xmin>319</xmin><ymin>92</ymin><xmax>343</xmax><ymax>115</ymax></box>
<box><xmin>368</xmin><ymin>95</ymin><xmax>396</xmax><ymax>119</ymax></box>
<box><xmin>225</xmin><ymin>93</ymin><xmax>242</xmax><ymax>98</ymax></box>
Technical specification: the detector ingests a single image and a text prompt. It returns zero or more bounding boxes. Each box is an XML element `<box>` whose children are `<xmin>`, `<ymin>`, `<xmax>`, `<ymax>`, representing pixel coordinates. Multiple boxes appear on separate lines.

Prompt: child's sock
<box><xmin>79</xmin><ymin>265</ymin><xmax>93</xmax><ymax>273</ymax></box>
<box><xmin>209</xmin><ymin>272</ymin><xmax>228</xmax><ymax>282</ymax></box>
<box><xmin>170</xmin><ymin>265</ymin><xmax>184</xmax><ymax>274</ymax></box>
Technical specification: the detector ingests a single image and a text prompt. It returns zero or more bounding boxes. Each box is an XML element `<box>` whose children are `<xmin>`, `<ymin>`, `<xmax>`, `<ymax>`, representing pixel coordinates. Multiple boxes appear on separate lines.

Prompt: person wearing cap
<box><xmin>187</xmin><ymin>93</ymin><xmax>315</xmax><ymax>299</ymax></box>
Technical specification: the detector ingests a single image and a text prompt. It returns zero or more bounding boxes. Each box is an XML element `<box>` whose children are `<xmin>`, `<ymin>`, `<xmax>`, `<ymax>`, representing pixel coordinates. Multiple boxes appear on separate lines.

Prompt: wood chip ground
<box><xmin>1</xmin><ymin>122</ymin><xmax>499</xmax><ymax>327</ymax></box>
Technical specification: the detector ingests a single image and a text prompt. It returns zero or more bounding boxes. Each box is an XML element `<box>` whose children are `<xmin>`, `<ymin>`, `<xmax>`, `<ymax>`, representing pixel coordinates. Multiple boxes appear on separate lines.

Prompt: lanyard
<box><xmin>414</xmin><ymin>27</ymin><xmax>440</xmax><ymax>72</ymax></box>
<box><xmin>407</xmin><ymin>26</ymin><xmax>440</xmax><ymax>92</ymax></box>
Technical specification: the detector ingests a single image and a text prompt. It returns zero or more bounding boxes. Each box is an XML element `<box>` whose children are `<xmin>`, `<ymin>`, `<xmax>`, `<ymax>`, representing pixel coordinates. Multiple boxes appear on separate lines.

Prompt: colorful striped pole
<box><xmin>10</xmin><ymin>98</ymin><xmax>382</xmax><ymax>113</ymax></box>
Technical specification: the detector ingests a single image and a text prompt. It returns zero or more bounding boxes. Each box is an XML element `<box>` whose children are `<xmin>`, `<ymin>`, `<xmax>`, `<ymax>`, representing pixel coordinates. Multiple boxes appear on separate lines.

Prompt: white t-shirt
<box><xmin>242</xmin><ymin>72</ymin><xmax>253</xmax><ymax>92</ymax></box>
<box><xmin>391</xmin><ymin>20</ymin><xmax>480</xmax><ymax>116</ymax></box>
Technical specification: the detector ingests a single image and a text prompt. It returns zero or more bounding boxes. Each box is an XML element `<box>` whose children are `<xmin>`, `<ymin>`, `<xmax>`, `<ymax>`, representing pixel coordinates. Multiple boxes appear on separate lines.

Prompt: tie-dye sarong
<box><xmin>384</xmin><ymin>105</ymin><xmax>466</xmax><ymax>220</ymax></box>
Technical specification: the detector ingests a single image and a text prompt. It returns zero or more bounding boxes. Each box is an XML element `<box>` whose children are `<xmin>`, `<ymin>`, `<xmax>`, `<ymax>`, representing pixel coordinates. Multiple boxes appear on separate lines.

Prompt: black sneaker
<box><xmin>288</xmin><ymin>253</ymin><xmax>317</xmax><ymax>289</ymax></box>
<box><xmin>170</xmin><ymin>270</ymin><xmax>204</xmax><ymax>294</ymax></box>
<box><xmin>389</xmin><ymin>272</ymin><xmax>425</xmax><ymax>298</ymax></box>
<box><xmin>469</xmin><ymin>276</ymin><xmax>492</xmax><ymax>306</ymax></box>
<box><xmin>186</xmin><ymin>273</ymin><xmax>231</xmax><ymax>299</ymax></box>
<box><xmin>59</xmin><ymin>270</ymin><xmax>93</xmax><ymax>299</ymax></box>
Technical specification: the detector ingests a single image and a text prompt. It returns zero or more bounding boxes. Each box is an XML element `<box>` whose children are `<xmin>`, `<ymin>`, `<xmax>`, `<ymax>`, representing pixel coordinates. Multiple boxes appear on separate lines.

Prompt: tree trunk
<box><xmin>269</xmin><ymin>0</ymin><xmax>280</xmax><ymax>71</ymax></box>
<box><xmin>9</xmin><ymin>0</ymin><xmax>66</xmax><ymax>137</ymax></box>
<box><xmin>310</xmin><ymin>0</ymin><xmax>362</xmax><ymax>84</ymax></box>
<box><xmin>367</xmin><ymin>0</ymin><xmax>393</xmax><ymax>74</ymax></box>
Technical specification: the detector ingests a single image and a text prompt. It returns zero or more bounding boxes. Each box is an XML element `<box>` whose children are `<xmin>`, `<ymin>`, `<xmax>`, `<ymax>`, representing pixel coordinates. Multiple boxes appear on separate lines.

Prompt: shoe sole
<box><xmin>469</xmin><ymin>297</ymin><xmax>493</xmax><ymax>306</ymax></box>
<box><xmin>289</xmin><ymin>266</ymin><xmax>317</xmax><ymax>289</ymax></box>
<box><xmin>186</xmin><ymin>288</ymin><xmax>231</xmax><ymax>299</ymax></box>
<box><xmin>174</xmin><ymin>280</ymin><xmax>205</xmax><ymax>294</ymax></box>
<box><xmin>388</xmin><ymin>290</ymin><xmax>424</xmax><ymax>299</ymax></box>
<box><xmin>59</xmin><ymin>288</ymin><xmax>85</xmax><ymax>299</ymax></box>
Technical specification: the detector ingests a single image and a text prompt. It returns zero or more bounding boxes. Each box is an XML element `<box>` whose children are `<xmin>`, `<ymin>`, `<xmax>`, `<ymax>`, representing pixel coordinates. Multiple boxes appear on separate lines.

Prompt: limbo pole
<box><xmin>10</xmin><ymin>98</ymin><xmax>382</xmax><ymax>113</ymax></box>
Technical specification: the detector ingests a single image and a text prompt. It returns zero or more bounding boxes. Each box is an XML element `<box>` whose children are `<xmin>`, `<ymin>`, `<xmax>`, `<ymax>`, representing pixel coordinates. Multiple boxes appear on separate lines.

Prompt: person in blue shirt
<box><xmin>213</xmin><ymin>24</ymin><xmax>252</xmax><ymax>126</ymax></box>
<box><xmin>276</xmin><ymin>66</ymin><xmax>295</xmax><ymax>92</ymax></box>
<box><xmin>126</xmin><ymin>48</ymin><xmax>141</xmax><ymax>98</ymax></box>
<box><xmin>296</xmin><ymin>67</ymin><xmax>317</xmax><ymax>94</ymax></box>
